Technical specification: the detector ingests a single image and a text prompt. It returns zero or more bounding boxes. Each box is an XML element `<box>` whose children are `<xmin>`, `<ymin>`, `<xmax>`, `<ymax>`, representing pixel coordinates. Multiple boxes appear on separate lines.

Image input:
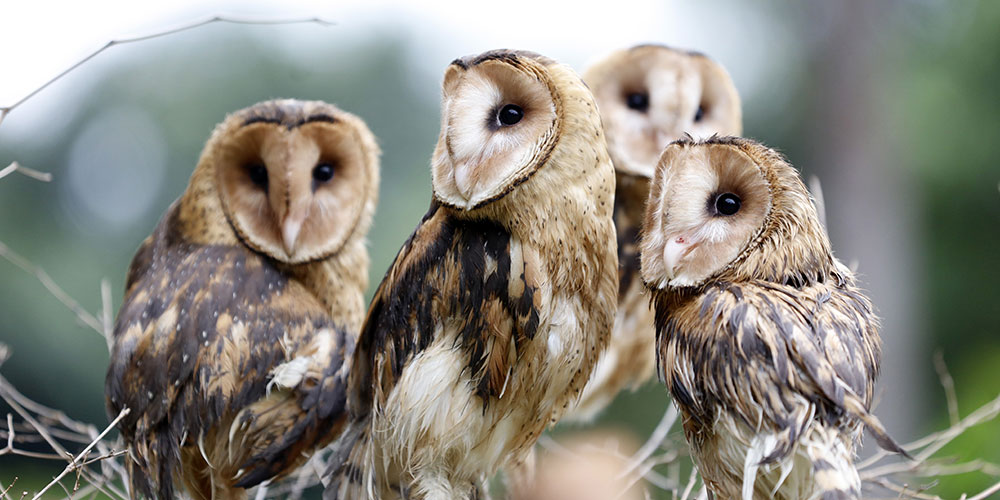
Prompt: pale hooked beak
<box><xmin>282</xmin><ymin>210</ymin><xmax>308</xmax><ymax>257</ymax></box>
<box><xmin>663</xmin><ymin>234</ymin><xmax>698</xmax><ymax>277</ymax></box>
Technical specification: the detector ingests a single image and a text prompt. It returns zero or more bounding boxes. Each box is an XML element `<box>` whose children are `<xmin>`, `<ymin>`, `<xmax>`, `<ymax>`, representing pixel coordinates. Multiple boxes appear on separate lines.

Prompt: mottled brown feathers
<box><xmin>326</xmin><ymin>50</ymin><xmax>617</xmax><ymax>500</ymax></box>
<box><xmin>105</xmin><ymin>99</ymin><xmax>378</xmax><ymax>499</ymax></box>
<box><xmin>641</xmin><ymin>137</ymin><xmax>901</xmax><ymax>500</ymax></box>
<box><xmin>107</xmin><ymin>205</ymin><xmax>353</xmax><ymax>498</ymax></box>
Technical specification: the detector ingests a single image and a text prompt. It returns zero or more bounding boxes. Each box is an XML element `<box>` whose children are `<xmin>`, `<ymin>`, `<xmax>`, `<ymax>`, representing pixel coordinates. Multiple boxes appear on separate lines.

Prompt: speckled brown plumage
<box><xmin>640</xmin><ymin>136</ymin><xmax>904</xmax><ymax>500</ymax></box>
<box><xmin>569</xmin><ymin>45</ymin><xmax>742</xmax><ymax>420</ymax></box>
<box><xmin>105</xmin><ymin>99</ymin><xmax>380</xmax><ymax>499</ymax></box>
<box><xmin>325</xmin><ymin>50</ymin><xmax>617</xmax><ymax>500</ymax></box>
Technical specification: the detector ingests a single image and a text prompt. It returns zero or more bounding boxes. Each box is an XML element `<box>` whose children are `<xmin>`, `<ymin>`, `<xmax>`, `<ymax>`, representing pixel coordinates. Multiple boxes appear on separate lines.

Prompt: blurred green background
<box><xmin>1</xmin><ymin>1</ymin><xmax>997</xmax><ymax>498</ymax></box>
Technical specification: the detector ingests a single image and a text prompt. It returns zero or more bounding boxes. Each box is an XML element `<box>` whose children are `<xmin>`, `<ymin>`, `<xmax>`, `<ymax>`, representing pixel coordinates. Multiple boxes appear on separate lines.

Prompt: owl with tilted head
<box><xmin>568</xmin><ymin>44</ymin><xmax>742</xmax><ymax>420</ymax></box>
<box><xmin>105</xmin><ymin>99</ymin><xmax>380</xmax><ymax>500</ymax></box>
<box><xmin>639</xmin><ymin>136</ymin><xmax>905</xmax><ymax>500</ymax></box>
<box><xmin>324</xmin><ymin>49</ymin><xmax>618</xmax><ymax>500</ymax></box>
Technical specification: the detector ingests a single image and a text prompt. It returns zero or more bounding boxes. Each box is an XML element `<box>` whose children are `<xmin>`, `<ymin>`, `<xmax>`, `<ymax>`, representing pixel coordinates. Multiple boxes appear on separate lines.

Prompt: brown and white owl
<box><xmin>324</xmin><ymin>50</ymin><xmax>618</xmax><ymax>500</ymax></box>
<box><xmin>570</xmin><ymin>44</ymin><xmax>742</xmax><ymax>419</ymax></box>
<box><xmin>640</xmin><ymin>136</ymin><xmax>905</xmax><ymax>500</ymax></box>
<box><xmin>105</xmin><ymin>99</ymin><xmax>380</xmax><ymax>500</ymax></box>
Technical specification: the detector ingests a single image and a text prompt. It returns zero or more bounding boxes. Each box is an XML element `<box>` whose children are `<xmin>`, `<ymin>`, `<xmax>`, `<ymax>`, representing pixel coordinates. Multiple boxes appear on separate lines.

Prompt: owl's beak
<box><xmin>282</xmin><ymin>218</ymin><xmax>303</xmax><ymax>256</ymax></box>
<box><xmin>663</xmin><ymin>234</ymin><xmax>698</xmax><ymax>277</ymax></box>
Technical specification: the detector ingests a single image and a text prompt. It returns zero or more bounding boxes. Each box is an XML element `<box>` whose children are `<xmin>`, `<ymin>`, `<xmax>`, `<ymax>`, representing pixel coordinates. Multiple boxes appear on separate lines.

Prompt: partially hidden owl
<box><xmin>105</xmin><ymin>99</ymin><xmax>380</xmax><ymax>500</ymax></box>
<box><xmin>569</xmin><ymin>44</ymin><xmax>742</xmax><ymax>419</ymax></box>
<box><xmin>639</xmin><ymin>136</ymin><xmax>905</xmax><ymax>500</ymax></box>
<box><xmin>324</xmin><ymin>50</ymin><xmax>618</xmax><ymax>500</ymax></box>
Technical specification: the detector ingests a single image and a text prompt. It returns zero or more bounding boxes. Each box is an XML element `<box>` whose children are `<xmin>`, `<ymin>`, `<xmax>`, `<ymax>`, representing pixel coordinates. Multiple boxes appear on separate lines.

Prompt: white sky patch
<box><xmin>0</xmin><ymin>0</ymin><xmax>800</xmax><ymax>124</ymax></box>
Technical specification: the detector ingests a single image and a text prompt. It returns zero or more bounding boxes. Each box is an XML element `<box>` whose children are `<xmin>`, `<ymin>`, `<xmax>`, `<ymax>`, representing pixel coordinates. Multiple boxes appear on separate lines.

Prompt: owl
<box><xmin>569</xmin><ymin>44</ymin><xmax>742</xmax><ymax>419</ymax></box>
<box><xmin>639</xmin><ymin>136</ymin><xmax>904</xmax><ymax>500</ymax></box>
<box><xmin>324</xmin><ymin>50</ymin><xmax>618</xmax><ymax>500</ymax></box>
<box><xmin>105</xmin><ymin>99</ymin><xmax>380</xmax><ymax>500</ymax></box>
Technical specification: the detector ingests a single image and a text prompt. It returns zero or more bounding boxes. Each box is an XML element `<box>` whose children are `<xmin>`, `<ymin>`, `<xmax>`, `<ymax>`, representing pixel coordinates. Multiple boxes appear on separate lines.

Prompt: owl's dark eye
<box><xmin>313</xmin><ymin>162</ymin><xmax>335</xmax><ymax>183</ymax></box>
<box><xmin>247</xmin><ymin>164</ymin><xmax>268</xmax><ymax>189</ymax></box>
<box><xmin>715</xmin><ymin>192</ymin><xmax>741</xmax><ymax>216</ymax></box>
<box><xmin>497</xmin><ymin>104</ymin><xmax>524</xmax><ymax>126</ymax></box>
<box><xmin>694</xmin><ymin>105</ymin><xmax>705</xmax><ymax>122</ymax></box>
<box><xmin>626</xmin><ymin>92</ymin><xmax>649</xmax><ymax>112</ymax></box>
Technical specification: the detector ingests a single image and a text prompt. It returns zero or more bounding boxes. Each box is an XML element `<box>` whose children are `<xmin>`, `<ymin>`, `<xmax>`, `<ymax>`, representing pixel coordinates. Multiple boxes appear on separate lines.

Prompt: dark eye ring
<box><xmin>626</xmin><ymin>92</ymin><xmax>649</xmax><ymax>112</ymax></box>
<box><xmin>247</xmin><ymin>163</ymin><xmax>268</xmax><ymax>189</ymax></box>
<box><xmin>715</xmin><ymin>192</ymin><xmax>741</xmax><ymax>216</ymax></box>
<box><xmin>497</xmin><ymin>104</ymin><xmax>524</xmax><ymax>126</ymax></box>
<box><xmin>694</xmin><ymin>105</ymin><xmax>705</xmax><ymax>122</ymax></box>
<box><xmin>313</xmin><ymin>162</ymin><xmax>335</xmax><ymax>183</ymax></box>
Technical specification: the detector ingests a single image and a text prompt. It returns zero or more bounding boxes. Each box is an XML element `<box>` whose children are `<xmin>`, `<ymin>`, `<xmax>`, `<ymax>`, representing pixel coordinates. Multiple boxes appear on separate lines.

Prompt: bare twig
<box><xmin>0</xmin><ymin>163</ymin><xmax>52</xmax><ymax>183</ymax></box>
<box><xmin>0</xmin><ymin>15</ymin><xmax>334</xmax><ymax>128</ymax></box>
<box><xmin>933</xmin><ymin>351</ymin><xmax>960</xmax><ymax>427</ymax></box>
<box><xmin>0</xmin><ymin>477</ymin><xmax>17</xmax><ymax>500</ymax></box>
<box><xmin>620</xmin><ymin>404</ymin><xmax>679</xmax><ymax>479</ymax></box>
<box><xmin>30</xmin><ymin>408</ymin><xmax>129</xmax><ymax>500</ymax></box>
<box><xmin>100</xmin><ymin>278</ymin><xmax>114</xmax><ymax>352</ymax></box>
<box><xmin>966</xmin><ymin>478</ymin><xmax>1000</xmax><ymax>500</ymax></box>
<box><xmin>0</xmin><ymin>240</ymin><xmax>104</xmax><ymax>335</ymax></box>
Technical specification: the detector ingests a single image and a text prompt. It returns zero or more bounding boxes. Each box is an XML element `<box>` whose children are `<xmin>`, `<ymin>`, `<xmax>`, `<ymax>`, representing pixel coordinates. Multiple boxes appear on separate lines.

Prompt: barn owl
<box><xmin>639</xmin><ymin>136</ymin><xmax>905</xmax><ymax>500</ymax></box>
<box><xmin>570</xmin><ymin>44</ymin><xmax>742</xmax><ymax>419</ymax></box>
<box><xmin>324</xmin><ymin>49</ymin><xmax>618</xmax><ymax>500</ymax></box>
<box><xmin>105</xmin><ymin>99</ymin><xmax>380</xmax><ymax>499</ymax></box>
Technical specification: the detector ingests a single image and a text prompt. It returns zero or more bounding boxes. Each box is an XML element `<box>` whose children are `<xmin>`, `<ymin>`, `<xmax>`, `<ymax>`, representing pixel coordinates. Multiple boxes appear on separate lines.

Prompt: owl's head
<box><xmin>201</xmin><ymin>100</ymin><xmax>380</xmax><ymax>264</ymax></box>
<box><xmin>640</xmin><ymin>136</ymin><xmax>833</xmax><ymax>289</ymax></box>
<box><xmin>430</xmin><ymin>50</ymin><xmax>575</xmax><ymax>211</ymax></box>
<box><xmin>583</xmin><ymin>45</ymin><xmax>742</xmax><ymax>178</ymax></box>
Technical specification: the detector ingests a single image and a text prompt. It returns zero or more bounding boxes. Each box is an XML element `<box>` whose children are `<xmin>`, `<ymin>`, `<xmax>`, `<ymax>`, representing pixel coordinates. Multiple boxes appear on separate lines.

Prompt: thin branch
<box><xmin>933</xmin><ymin>351</ymin><xmax>960</xmax><ymax>427</ymax></box>
<box><xmin>859</xmin><ymin>391</ymin><xmax>1000</xmax><ymax>470</ymax></box>
<box><xmin>869</xmin><ymin>477</ymin><xmax>942</xmax><ymax>500</ymax></box>
<box><xmin>0</xmin><ymin>163</ymin><xmax>52</xmax><ymax>183</ymax></box>
<box><xmin>0</xmin><ymin>240</ymin><xmax>104</xmax><ymax>335</ymax></box>
<box><xmin>678</xmin><ymin>467</ymin><xmax>698</xmax><ymax>500</ymax></box>
<box><xmin>967</xmin><ymin>478</ymin><xmax>1000</xmax><ymax>500</ymax></box>
<box><xmin>0</xmin><ymin>478</ymin><xmax>17</xmax><ymax>500</ymax></box>
<box><xmin>620</xmin><ymin>404</ymin><xmax>679</xmax><ymax>479</ymax></box>
<box><xmin>100</xmin><ymin>279</ymin><xmax>114</xmax><ymax>353</ymax></box>
<box><xmin>31</xmin><ymin>408</ymin><xmax>129</xmax><ymax>500</ymax></box>
<box><xmin>0</xmin><ymin>15</ymin><xmax>335</xmax><ymax>126</ymax></box>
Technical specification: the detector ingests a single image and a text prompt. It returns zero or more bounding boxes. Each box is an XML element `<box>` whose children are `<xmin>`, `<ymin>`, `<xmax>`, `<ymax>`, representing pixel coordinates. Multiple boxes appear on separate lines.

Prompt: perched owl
<box><xmin>105</xmin><ymin>99</ymin><xmax>380</xmax><ymax>500</ymax></box>
<box><xmin>324</xmin><ymin>50</ymin><xmax>618</xmax><ymax>500</ymax></box>
<box><xmin>639</xmin><ymin>136</ymin><xmax>905</xmax><ymax>500</ymax></box>
<box><xmin>569</xmin><ymin>45</ymin><xmax>742</xmax><ymax>419</ymax></box>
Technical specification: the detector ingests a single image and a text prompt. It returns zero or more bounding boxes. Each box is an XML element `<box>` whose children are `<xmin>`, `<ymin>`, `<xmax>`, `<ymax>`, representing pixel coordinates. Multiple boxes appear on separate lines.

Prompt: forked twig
<box><xmin>0</xmin><ymin>15</ymin><xmax>335</xmax><ymax>128</ymax></box>
<box><xmin>29</xmin><ymin>408</ymin><xmax>128</xmax><ymax>500</ymax></box>
<box><xmin>0</xmin><ymin>163</ymin><xmax>51</xmax><ymax>182</ymax></box>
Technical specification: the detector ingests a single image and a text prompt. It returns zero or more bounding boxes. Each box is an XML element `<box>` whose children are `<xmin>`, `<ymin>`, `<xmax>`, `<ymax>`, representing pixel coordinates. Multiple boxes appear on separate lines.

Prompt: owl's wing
<box><xmin>732</xmin><ymin>281</ymin><xmax>904</xmax><ymax>455</ymax></box>
<box><xmin>106</xmin><ymin>211</ymin><xmax>350</xmax><ymax>496</ymax></box>
<box><xmin>665</xmin><ymin>280</ymin><xmax>905</xmax><ymax>459</ymax></box>
<box><xmin>349</xmin><ymin>199</ymin><xmax>541</xmax><ymax>414</ymax></box>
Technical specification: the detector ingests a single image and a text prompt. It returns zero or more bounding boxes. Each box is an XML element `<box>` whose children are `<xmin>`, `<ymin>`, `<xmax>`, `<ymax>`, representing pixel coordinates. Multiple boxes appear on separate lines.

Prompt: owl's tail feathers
<box><xmin>841</xmin><ymin>393</ymin><xmax>911</xmax><ymax>459</ymax></box>
<box><xmin>803</xmin><ymin>427</ymin><xmax>862</xmax><ymax>500</ymax></box>
<box><xmin>125</xmin><ymin>434</ymin><xmax>181</xmax><ymax>500</ymax></box>
<box><xmin>322</xmin><ymin>418</ymin><xmax>374</xmax><ymax>500</ymax></box>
